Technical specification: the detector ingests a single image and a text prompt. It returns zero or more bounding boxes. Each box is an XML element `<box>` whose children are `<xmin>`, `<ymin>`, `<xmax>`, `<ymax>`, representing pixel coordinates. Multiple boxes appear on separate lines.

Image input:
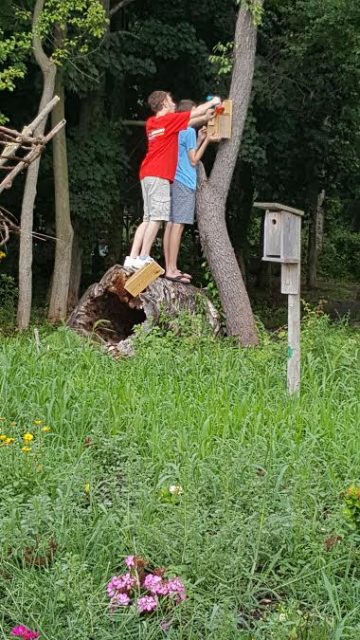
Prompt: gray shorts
<box><xmin>141</xmin><ymin>177</ymin><xmax>171</xmax><ymax>222</ymax></box>
<box><xmin>170</xmin><ymin>179</ymin><xmax>196</xmax><ymax>225</ymax></box>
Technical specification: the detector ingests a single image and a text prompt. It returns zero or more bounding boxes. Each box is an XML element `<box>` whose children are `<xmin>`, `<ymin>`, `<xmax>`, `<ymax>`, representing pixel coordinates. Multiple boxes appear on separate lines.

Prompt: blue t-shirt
<box><xmin>174</xmin><ymin>127</ymin><xmax>197</xmax><ymax>191</ymax></box>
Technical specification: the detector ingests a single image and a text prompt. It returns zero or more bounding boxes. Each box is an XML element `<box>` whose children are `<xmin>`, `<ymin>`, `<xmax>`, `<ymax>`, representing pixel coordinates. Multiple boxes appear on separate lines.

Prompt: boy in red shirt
<box><xmin>124</xmin><ymin>91</ymin><xmax>219</xmax><ymax>270</ymax></box>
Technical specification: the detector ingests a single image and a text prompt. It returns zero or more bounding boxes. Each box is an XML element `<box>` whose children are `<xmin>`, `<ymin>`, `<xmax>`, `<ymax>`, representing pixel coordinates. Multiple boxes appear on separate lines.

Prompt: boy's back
<box><xmin>174</xmin><ymin>127</ymin><xmax>197</xmax><ymax>191</ymax></box>
<box><xmin>140</xmin><ymin>112</ymin><xmax>190</xmax><ymax>182</ymax></box>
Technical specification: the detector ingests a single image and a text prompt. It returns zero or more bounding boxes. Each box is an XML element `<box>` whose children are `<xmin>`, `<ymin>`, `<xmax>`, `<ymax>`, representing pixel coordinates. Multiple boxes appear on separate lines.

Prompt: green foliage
<box><xmin>0</xmin><ymin>5</ymin><xmax>32</xmax><ymax>122</ymax></box>
<box><xmin>209</xmin><ymin>42</ymin><xmax>233</xmax><ymax>76</ymax></box>
<box><xmin>0</xmin><ymin>321</ymin><xmax>359</xmax><ymax>637</ymax></box>
<box><xmin>67</xmin><ymin>123</ymin><xmax>129</xmax><ymax>257</ymax></box>
<box><xmin>320</xmin><ymin>229</ymin><xmax>360</xmax><ymax>281</ymax></box>
<box><xmin>343</xmin><ymin>486</ymin><xmax>360</xmax><ymax>532</ymax></box>
<box><xmin>36</xmin><ymin>0</ymin><xmax>108</xmax><ymax>63</ymax></box>
<box><xmin>0</xmin><ymin>273</ymin><xmax>18</xmax><ymax>327</ymax></box>
<box><xmin>244</xmin><ymin>0</ymin><xmax>264</xmax><ymax>26</ymax></box>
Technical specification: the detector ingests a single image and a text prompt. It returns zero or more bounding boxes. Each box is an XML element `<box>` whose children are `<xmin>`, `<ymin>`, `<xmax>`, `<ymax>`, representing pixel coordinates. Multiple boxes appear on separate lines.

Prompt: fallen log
<box><xmin>67</xmin><ymin>265</ymin><xmax>221</xmax><ymax>357</ymax></box>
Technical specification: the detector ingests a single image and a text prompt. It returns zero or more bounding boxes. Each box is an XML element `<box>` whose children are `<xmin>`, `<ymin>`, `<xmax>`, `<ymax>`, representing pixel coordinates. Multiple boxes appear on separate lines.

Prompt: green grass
<box><xmin>0</xmin><ymin>315</ymin><xmax>360</xmax><ymax>639</ymax></box>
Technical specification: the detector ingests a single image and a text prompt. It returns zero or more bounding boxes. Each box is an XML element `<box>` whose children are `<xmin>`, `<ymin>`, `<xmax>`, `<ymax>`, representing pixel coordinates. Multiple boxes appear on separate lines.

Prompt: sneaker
<box><xmin>124</xmin><ymin>256</ymin><xmax>138</xmax><ymax>270</ymax></box>
<box><xmin>124</xmin><ymin>255</ymin><xmax>154</xmax><ymax>271</ymax></box>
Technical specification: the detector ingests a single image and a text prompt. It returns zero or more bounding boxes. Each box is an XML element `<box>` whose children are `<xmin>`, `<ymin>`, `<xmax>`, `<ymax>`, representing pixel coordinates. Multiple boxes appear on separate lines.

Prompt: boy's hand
<box><xmin>207</xmin><ymin>131</ymin><xmax>219</xmax><ymax>142</ymax></box>
<box><xmin>209</xmin><ymin>96</ymin><xmax>221</xmax><ymax>107</ymax></box>
<box><xmin>197</xmin><ymin>126</ymin><xmax>207</xmax><ymax>143</ymax></box>
<box><xmin>204</xmin><ymin>108</ymin><xmax>215</xmax><ymax>121</ymax></box>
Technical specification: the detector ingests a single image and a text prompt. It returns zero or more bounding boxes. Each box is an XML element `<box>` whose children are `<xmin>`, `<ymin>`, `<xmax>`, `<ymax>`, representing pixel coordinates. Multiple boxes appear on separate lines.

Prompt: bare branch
<box><xmin>109</xmin><ymin>0</ymin><xmax>136</xmax><ymax>18</ymax></box>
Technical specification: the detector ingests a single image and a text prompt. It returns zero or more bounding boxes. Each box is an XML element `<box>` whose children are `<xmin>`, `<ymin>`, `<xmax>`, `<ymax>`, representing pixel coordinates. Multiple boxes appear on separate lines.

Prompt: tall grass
<box><xmin>0</xmin><ymin>314</ymin><xmax>359</xmax><ymax>639</ymax></box>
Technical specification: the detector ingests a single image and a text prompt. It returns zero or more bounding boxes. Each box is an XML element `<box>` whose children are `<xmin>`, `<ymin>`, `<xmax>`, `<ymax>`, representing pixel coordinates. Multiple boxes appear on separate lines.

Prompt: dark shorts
<box><xmin>170</xmin><ymin>180</ymin><xmax>196</xmax><ymax>225</ymax></box>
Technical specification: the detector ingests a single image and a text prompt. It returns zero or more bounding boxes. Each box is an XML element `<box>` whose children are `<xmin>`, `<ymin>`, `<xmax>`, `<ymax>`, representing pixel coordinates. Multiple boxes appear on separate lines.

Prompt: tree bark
<box><xmin>307</xmin><ymin>189</ymin><xmax>325</xmax><ymax>289</ymax></box>
<box><xmin>67</xmin><ymin>225</ymin><xmax>82</xmax><ymax>310</ymax></box>
<box><xmin>67</xmin><ymin>265</ymin><xmax>221</xmax><ymax>357</ymax></box>
<box><xmin>197</xmin><ymin>1</ymin><xmax>262</xmax><ymax>345</ymax></box>
<box><xmin>17</xmin><ymin>0</ymin><xmax>56</xmax><ymax>330</ymax></box>
<box><xmin>48</xmin><ymin>64</ymin><xmax>74</xmax><ymax>322</ymax></box>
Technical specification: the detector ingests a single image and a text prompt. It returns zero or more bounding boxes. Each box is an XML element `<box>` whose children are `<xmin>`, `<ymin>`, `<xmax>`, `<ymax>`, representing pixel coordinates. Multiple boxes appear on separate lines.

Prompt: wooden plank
<box><xmin>287</xmin><ymin>292</ymin><xmax>301</xmax><ymax>395</ymax></box>
<box><xmin>207</xmin><ymin>99</ymin><xmax>232</xmax><ymax>140</ymax></box>
<box><xmin>217</xmin><ymin>99</ymin><xmax>232</xmax><ymax>139</ymax></box>
<box><xmin>264</xmin><ymin>210</ymin><xmax>281</xmax><ymax>258</ymax></box>
<box><xmin>254</xmin><ymin>202</ymin><xmax>304</xmax><ymax>217</ymax></box>
<box><xmin>281</xmin><ymin>263</ymin><xmax>300</xmax><ymax>295</ymax></box>
<box><xmin>262</xmin><ymin>257</ymin><xmax>300</xmax><ymax>264</ymax></box>
<box><xmin>281</xmin><ymin>211</ymin><xmax>301</xmax><ymax>262</ymax></box>
<box><xmin>124</xmin><ymin>261</ymin><xmax>164</xmax><ymax>297</ymax></box>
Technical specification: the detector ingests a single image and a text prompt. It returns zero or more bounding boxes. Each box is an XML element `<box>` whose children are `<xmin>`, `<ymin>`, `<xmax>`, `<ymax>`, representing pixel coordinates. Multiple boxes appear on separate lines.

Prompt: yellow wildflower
<box><xmin>0</xmin><ymin>434</ymin><xmax>7</xmax><ymax>441</ymax></box>
<box><xmin>33</xmin><ymin>420</ymin><xmax>43</xmax><ymax>425</ymax></box>
<box><xmin>23</xmin><ymin>433</ymin><xmax>34</xmax><ymax>442</ymax></box>
<box><xmin>21</xmin><ymin>446</ymin><xmax>32</xmax><ymax>453</ymax></box>
<box><xmin>4</xmin><ymin>437</ymin><xmax>15</xmax><ymax>445</ymax></box>
<box><xmin>84</xmin><ymin>483</ymin><xmax>91</xmax><ymax>494</ymax></box>
<box><xmin>0</xmin><ymin>251</ymin><xmax>6</xmax><ymax>260</ymax></box>
<box><xmin>41</xmin><ymin>426</ymin><xmax>51</xmax><ymax>432</ymax></box>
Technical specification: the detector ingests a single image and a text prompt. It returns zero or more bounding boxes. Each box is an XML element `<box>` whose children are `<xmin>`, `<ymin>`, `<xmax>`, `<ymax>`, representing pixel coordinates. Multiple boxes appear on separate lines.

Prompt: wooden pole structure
<box><xmin>0</xmin><ymin>119</ymin><xmax>66</xmax><ymax>195</ymax></box>
<box><xmin>0</xmin><ymin>95</ymin><xmax>60</xmax><ymax>168</ymax></box>
<box><xmin>254</xmin><ymin>202</ymin><xmax>304</xmax><ymax>395</ymax></box>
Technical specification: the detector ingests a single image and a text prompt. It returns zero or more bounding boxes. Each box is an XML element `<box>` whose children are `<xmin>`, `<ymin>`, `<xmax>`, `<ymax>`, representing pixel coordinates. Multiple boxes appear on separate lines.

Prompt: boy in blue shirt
<box><xmin>163</xmin><ymin>99</ymin><xmax>213</xmax><ymax>283</ymax></box>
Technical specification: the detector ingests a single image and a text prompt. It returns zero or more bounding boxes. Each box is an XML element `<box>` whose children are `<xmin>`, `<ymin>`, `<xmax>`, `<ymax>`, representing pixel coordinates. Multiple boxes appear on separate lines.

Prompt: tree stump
<box><xmin>67</xmin><ymin>265</ymin><xmax>221</xmax><ymax>357</ymax></box>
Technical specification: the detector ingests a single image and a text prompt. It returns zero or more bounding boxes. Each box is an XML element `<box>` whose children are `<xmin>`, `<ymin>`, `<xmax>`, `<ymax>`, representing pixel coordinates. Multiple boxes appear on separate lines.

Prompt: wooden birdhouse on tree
<box><xmin>207</xmin><ymin>100</ymin><xmax>233</xmax><ymax>140</ymax></box>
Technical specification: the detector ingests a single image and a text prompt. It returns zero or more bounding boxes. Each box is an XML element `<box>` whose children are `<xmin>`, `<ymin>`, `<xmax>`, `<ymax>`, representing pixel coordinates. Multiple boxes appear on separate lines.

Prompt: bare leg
<box><xmin>140</xmin><ymin>220</ymin><xmax>161</xmax><ymax>256</ymax></box>
<box><xmin>130</xmin><ymin>221</ymin><xmax>148</xmax><ymax>258</ymax></box>
<box><xmin>163</xmin><ymin>222</ymin><xmax>173</xmax><ymax>270</ymax></box>
<box><xmin>166</xmin><ymin>223</ymin><xmax>189</xmax><ymax>278</ymax></box>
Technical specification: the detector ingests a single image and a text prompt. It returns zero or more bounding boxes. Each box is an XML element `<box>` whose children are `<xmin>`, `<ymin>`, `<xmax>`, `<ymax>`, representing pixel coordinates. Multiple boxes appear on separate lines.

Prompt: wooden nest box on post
<box><xmin>254</xmin><ymin>202</ymin><xmax>304</xmax><ymax>396</ymax></box>
<box><xmin>207</xmin><ymin>100</ymin><xmax>233</xmax><ymax>140</ymax></box>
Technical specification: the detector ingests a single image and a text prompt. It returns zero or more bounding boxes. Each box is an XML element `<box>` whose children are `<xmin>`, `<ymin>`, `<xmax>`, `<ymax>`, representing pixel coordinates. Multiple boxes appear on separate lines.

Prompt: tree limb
<box><xmin>209</xmin><ymin>0</ymin><xmax>264</xmax><ymax>198</ymax></box>
<box><xmin>32</xmin><ymin>0</ymin><xmax>52</xmax><ymax>73</ymax></box>
<box><xmin>109</xmin><ymin>0</ymin><xmax>135</xmax><ymax>18</ymax></box>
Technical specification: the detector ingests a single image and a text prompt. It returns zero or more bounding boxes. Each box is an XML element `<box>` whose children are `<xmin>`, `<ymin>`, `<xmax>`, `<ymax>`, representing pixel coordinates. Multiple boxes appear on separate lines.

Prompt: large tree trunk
<box><xmin>197</xmin><ymin>1</ymin><xmax>262</xmax><ymax>345</ymax></box>
<box><xmin>48</xmin><ymin>31</ymin><xmax>74</xmax><ymax>322</ymax></box>
<box><xmin>17</xmin><ymin>0</ymin><xmax>56</xmax><ymax>330</ymax></box>
<box><xmin>307</xmin><ymin>189</ymin><xmax>325</xmax><ymax>289</ymax></box>
<box><xmin>67</xmin><ymin>265</ymin><xmax>220</xmax><ymax>357</ymax></box>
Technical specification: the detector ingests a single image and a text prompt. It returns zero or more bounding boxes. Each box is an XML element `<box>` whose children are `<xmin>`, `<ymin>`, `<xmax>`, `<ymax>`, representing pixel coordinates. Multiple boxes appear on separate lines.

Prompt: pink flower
<box><xmin>160</xmin><ymin>620</ymin><xmax>172</xmax><ymax>632</ymax></box>
<box><xmin>10</xmin><ymin>626</ymin><xmax>40</xmax><ymax>640</ymax></box>
<box><xmin>144</xmin><ymin>573</ymin><xmax>169</xmax><ymax>596</ymax></box>
<box><xmin>167</xmin><ymin>577</ymin><xmax>186</xmax><ymax>601</ymax></box>
<box><xmin>124</xmin><ymin>555</ymin><xmax>135</xmax><ymax>568</ymax></box>
<box><xmin>143</xmin><ymin>574</ymin><xmax>162</xmax><ymax>592</ymax></box>
<box><xmin>111</xmin><ymin>593</ymin><xmax>131</xmax><ymax>607</ymax></box>
<box><xmin>106</xmin><ymin>573</ymin><xmax>135</xmax><ymax>597</ymax></box>
<box><xmin>136</xmin><ymin>595</ymin><xmax>158</xmax><ymax>614</ymax></box>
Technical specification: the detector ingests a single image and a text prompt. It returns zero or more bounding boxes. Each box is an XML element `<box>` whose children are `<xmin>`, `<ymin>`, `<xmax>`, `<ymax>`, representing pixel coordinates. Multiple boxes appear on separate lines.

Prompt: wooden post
<box><xmin>254</xmin><ymin>202</ymin><xmax>304</xmax><ymax>395</ymax></box>
<box><xmin>287</xmin><ymin>285</ymin><xmax>301</xmax><ymax>395</ymax></box>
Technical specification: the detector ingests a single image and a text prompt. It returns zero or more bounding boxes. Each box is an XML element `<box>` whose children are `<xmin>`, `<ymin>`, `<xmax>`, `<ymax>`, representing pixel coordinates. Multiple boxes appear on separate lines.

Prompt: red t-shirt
<box><xmin>139</xmin><ymin>111</ymin><xmax>191</xmax><ymax>181</ymax></box>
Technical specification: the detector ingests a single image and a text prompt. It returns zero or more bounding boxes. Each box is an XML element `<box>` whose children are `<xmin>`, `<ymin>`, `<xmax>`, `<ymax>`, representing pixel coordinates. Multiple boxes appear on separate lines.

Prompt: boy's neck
<box><xmin>155</xmin><ymin>107</ymin><xmax>169</xmax><ymax>117</ymax></box>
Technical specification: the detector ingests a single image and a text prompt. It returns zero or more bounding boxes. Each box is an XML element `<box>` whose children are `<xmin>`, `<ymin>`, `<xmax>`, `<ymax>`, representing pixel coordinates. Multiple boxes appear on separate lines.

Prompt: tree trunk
<box><xmin>17</xmin><ymin>0</ymin><xmax>56</xmax><ymax>330</ymax></box>
<box><xmin>48</xmin><ymin>30</ymin><xmax>74</xmax><ymax>322</ymax></box>
<box><xmin>67</xmin><ymin>225</ymin><xmax>82</xmax><ymax>310</ymax></box>
<box><xmin>197</xmin><ymin>1</ymin><xmax>262</xmax><ymax>345</ymax></box>
<box><xmin>67</xmin><ymin>265</ymin><xmax>221</xmax><ymax>357</ymax></box>
<box><xmin>307</xmin><ymin>189</ymin><xmax>325</xmax><ymax>289</ymax></box>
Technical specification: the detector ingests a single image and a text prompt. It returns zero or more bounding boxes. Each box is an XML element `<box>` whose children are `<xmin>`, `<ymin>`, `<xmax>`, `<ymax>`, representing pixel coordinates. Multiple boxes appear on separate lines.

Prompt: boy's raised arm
<box><xmin>190</xmin><ymin>96</ymin><xmax>220</xmax><ymax>117</ymax></box>
<box><xmin>189</xmin><ymin>109</ymin><xmax>215</xmax><ymax>127</ymax></box>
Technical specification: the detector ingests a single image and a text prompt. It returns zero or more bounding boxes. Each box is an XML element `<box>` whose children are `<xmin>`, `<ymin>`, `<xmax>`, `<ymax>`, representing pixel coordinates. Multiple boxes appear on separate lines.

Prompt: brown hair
<box><xmin>147</xmin><ymin>90</ymin><xmax>169</xmax><ymax>113</ymax></box>
<box><xmin>177</xmin><ymin>99</ymin><xmax>196</xmax><ymax>112</ymax></box>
